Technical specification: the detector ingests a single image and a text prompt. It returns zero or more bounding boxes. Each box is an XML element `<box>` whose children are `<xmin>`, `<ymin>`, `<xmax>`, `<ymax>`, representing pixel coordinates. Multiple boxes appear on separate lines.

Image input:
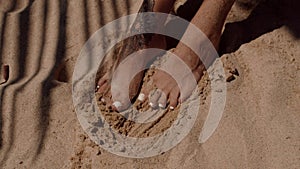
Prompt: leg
<box><xmin>96</xmin><ymin>0</ymin><xmax>176</xmax><ymax>111</ymax></box>
<box><xmin>140</xmin><ymin>0</ymin><xmax>235</xmax><ymax>109</ymax></box>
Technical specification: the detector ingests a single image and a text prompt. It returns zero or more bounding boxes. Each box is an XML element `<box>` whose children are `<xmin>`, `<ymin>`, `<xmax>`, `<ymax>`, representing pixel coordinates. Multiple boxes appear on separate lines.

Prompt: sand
<box><xmin>0</xmin><ymin>0</ymin><xmax>299</xmax><ymax>168</ymax></box>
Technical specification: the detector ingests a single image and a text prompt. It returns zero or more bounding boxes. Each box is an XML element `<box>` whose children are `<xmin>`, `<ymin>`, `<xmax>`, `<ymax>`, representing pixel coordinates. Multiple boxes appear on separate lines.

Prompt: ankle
<box><xmin>153</xmin><ymin>0</ymin><xmax>176</xmax><ymax>13</ymax></box>
<box><xmin>149</xmin><ymin>34</ymin><xmax>167</xmax><ymax>49</ymax></box>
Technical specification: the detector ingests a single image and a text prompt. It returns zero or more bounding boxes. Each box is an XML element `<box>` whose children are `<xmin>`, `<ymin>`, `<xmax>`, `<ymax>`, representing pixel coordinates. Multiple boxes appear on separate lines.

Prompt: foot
<box><xmin>96</xmin><ymin>34</ymin><xmax>166</xmax><ymax>111</ymax></box>
<box><xmin>95</xmin><ymin>0</ymin><xmax>177</xmax><ymax>111</ymax></box>
<box><xmin>138</xmin><ymin>43</ymin><xmax>206</xmax><ymax>110</ymax></box>
<box><xmin>138</xmin><ymin>0</ymin><xmax>235</xmax><ymax>109</ymax></box>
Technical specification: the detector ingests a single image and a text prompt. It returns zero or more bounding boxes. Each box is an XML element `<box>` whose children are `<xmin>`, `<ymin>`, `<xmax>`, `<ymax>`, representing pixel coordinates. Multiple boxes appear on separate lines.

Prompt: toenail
<box><xmin>158</xmin><ymin>103</ymin><xmax>166</xmax><ymax>109</ymax></box>
<box><xmin>170</xmin><ymin>106</ymin><xmax>175</xmax><ymax>110</ymax></box>
<box><xmin>95</xmin><ymin>85</ymin><xmax>100</xmax><ymax>91</ymax></box>
<box><xmin>149</xmin><ymin>102</ymin><xmax>154</xmax><ymax>107</ymax></box>
<box><xmin>137</xmin><ymin>93</ymin><xmax>145</xmax><ymax>101</ymax></box>
<box><xmin>113</xmin><ymin>101</ymin><xmax>122</xmax><ymax>109</ymax></box>
<box><xmin>158</xmin><ymin>103</ymin><xmax>165</xmax><ymax>109</ymax></box>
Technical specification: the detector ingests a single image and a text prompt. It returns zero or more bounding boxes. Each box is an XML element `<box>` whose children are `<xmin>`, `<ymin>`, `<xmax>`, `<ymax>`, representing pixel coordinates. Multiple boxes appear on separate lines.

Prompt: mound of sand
<box><xmin>0</xmin><ymin>0</ymin><xmax>299</xmax><ymax>168</ymax></box>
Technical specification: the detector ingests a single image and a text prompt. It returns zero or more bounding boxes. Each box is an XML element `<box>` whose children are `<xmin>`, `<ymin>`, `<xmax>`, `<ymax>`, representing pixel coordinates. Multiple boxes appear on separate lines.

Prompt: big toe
<box><xmin>111</xmin><ymin>92</ymin><xmax>132</xmax><ymax>112</ymax></box>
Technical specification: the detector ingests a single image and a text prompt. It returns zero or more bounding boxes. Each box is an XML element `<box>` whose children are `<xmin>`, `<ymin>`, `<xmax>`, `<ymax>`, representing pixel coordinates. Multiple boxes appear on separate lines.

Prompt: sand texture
<box><xmin>0</xmin><ymin>0</ymin><xmax>299</xmax><ymax>168</ymax></box>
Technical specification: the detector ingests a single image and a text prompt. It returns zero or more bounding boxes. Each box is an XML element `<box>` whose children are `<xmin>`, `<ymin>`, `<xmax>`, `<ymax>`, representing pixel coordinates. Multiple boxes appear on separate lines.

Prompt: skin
<box><xmin>97</xmin><ymin>0</ymin><xmax>236</xmax><ymax>111</ymax></box>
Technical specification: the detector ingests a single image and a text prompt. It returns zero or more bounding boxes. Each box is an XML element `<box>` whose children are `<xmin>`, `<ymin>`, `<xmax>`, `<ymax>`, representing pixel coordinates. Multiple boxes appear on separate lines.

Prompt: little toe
<box><xmin>97</xmin><ymin>74</ymin><xmax>109</xmax><ymax>89</ymax></box>
<box><xmin>97</xmin><ymin>82</ymin><xmax>109</xmax><ymax>94</ymax></box>
<box><xmin>97</xmin><ymin>78</ymin><xmax>107</xmax><ymax>88</ymax></box>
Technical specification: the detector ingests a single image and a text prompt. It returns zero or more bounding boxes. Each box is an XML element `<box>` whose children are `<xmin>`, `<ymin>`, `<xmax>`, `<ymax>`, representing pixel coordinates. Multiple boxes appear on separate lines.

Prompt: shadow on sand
<box><xmin>219</xmin><ymin>0</ymin><xmax>300</xmax><ymax>55</ymax></box>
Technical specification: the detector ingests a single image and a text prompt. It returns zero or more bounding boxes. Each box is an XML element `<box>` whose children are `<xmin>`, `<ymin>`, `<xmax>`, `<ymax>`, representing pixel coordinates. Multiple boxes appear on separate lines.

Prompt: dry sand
<box><xmin>0</xmin><ymin>0</ymin><xmax>299</xmax><ymax>168</ymax></box>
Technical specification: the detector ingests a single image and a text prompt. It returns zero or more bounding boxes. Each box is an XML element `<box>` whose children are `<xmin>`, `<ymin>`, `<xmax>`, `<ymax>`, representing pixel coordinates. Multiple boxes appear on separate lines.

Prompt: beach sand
<box><xmin>0</xmin><ymin>0</ymin><xmax>299</xmax><ymax>168</ymax></box>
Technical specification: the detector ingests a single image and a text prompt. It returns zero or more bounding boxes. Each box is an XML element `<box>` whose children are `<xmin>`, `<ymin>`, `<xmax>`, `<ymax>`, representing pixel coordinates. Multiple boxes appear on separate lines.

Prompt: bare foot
<box><xmin>96</xmin><ymin>0</ymin><xmax>175</xmax><ymax>111</ymax></box>
<box><xmin>138</xmin><ymin>0</ymin><xmax>235</xmax><ymax>109</ymax></box>
<box><xmin>96</xmin><ymin>34</ymin><xmax>166</xmax><ymax>111</ymax></box>
<box><xmin>138</xmin><ymin>43</ymin><xmax>206</xmax><ymax>110</ymax></box>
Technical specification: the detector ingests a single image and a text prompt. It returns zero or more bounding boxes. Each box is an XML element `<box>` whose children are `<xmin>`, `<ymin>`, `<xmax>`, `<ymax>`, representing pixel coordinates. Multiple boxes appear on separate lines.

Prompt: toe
<box><xmin>149</xmin><ymin>89</ymin><xmax>162</xmax><ymax>109</ymax></box>
<box><xmin>110</xmin><ymin>88</ymin><xmax>135</xmax><ymax>112</ymax></box>
<box><xmin>97</xmin><ymin>82</ymin><xmax>109</xmax><ymax>94</ymax></box>
<box><xmin>137</xmin><ymin>93</ymin><xmax>146</xmax><ymax>102</ymax></box>
<box><xmin>112</xmin><ymin>101</ymin><xmax>124</xmax><ymax>112</ymax></box>
<box><xmin>168</xmin><ymin>87</ymin><xmax>180</xmax><ymax>110</ymax></box>
<box><xmin>96</xmin><ymin>73</ymin><xmax>109</xmax><ymax>90</ymax></box>
<box><xmin>138</xmin><ymin>85</ymin><xmax>151</xmax><ymax>103</ymax></box>
<box><xmin>111</xmin><ymin>99</ymin><xmax>130</xmax><ymax>112</ymax></box>
<box><xmin>158</xmin><ymin>92</ymin><xmax>167</xmax><ymax>109</ymax></box>
<box><xmin>97</xmin><ymin>78</ymin><xmax>106</xmax><ymax>88</ymax></box>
